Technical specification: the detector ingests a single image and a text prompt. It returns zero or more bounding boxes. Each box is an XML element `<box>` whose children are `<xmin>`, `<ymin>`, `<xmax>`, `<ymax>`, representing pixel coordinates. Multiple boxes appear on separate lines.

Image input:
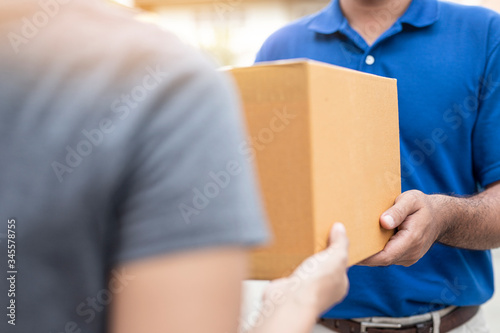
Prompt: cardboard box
<box><xmin>228</xmin><ymin>60</ymin><xmax>401</xmax><ymax>280</ymax></box>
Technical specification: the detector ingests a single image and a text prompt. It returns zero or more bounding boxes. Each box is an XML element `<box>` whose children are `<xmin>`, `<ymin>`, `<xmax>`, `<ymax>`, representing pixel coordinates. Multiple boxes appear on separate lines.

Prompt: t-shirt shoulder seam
<box><xmin>487</xmin><ymin>37</ymin><xmax>500</xmax><ymax>60</ymax></box>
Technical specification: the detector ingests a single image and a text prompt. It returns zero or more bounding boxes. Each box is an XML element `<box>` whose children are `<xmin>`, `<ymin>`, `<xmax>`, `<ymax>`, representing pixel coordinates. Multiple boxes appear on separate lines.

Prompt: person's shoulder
<box><xmin>438</xmin><ymin>1</ymin><xmax>500</xmax><ymax>29</ymax></box>
<box><xmin>78</xmin><ymin>1</ymin><xmax>211</xmax><ymax>70</ymax></box>
<box><xmin>54</xmin><ymin>1</ymin><xmax>225</xmax><ymax>106</ymax></box>
<box><xmin>23</xmin><ymin>0</ymin><xmax>215</xmax><ymax>80</ymax></box>
<box><xmin>438</xmin><ymin>1</ymin><xmax>500</xmax><ymax>49</ymax></box>
<box><xmin>256</xmin><ymin>12</ymin><xmax>319</xmax><ymax>61</ymax></box>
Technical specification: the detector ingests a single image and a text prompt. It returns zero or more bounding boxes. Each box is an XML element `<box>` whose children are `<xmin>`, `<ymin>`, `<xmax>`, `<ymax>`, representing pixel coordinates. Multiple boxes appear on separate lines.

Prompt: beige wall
<box><xmin>140</xmin><ymin>0</ymin><xmax>328</xmax><ymax>66</ymax></box>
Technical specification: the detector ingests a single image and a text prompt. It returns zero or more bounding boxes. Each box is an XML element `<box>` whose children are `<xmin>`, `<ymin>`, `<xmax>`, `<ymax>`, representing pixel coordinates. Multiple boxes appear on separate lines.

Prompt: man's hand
<box><xmin>290</xmin><ymin>223</ymin><xmax>350</xmax><ymax>314</ymax></box>
<box><xmin>250</xmin><ymin>223</ymin><xmax>349</xmax><ymax>333</ymax></box>
<box><xmin>361</xmin><ymin>181</ymin><xmax>500</xmax><ymax>267</ymax></box>
<box><xmin>360</xmin><ymin>190</ymin><xmax>448</xmax><ymax>267</ymax></box>
<box><xmin>263</xmin><ymin>223</ymin><xmax>349</xmax><ymax>317</ymax></box>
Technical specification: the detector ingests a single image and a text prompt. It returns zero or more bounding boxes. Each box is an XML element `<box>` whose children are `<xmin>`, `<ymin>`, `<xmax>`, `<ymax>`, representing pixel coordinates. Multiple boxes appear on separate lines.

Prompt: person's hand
<box><xmin>263</xmin><ymin>223</ymin><xmax>350</xmax><ymax>316</ymax></box>
<box><xmin>360</xmin><ymin>190</ymin><xmax>448</xmax><ymax>267</ymax></box>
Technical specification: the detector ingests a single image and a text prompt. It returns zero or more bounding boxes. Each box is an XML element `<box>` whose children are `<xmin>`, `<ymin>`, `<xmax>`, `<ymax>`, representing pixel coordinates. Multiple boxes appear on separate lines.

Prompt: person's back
<box><xmin>0</xmin><ymin>1</ymin><xmax>270</xmax><ymax>332</ymax></box>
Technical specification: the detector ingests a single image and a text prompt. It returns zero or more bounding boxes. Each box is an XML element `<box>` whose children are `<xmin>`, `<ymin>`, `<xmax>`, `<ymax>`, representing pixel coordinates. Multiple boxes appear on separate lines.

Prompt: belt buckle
<box><xmin>360</xmin><ymin>322</ymin><xmax>403</xmax><ymax>332</ymax></box>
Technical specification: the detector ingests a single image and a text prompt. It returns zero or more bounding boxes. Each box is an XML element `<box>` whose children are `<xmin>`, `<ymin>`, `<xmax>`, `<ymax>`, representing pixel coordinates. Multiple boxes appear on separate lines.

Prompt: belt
<box><xmin>319</xmin><ymin>306</ymin><xmax>479</xmax><ymax>333</ymax></box>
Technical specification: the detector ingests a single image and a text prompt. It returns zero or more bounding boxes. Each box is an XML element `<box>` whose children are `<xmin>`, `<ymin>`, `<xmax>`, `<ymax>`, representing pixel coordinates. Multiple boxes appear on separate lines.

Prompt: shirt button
<box><xmin>365</xmin><ymin>55</ymin><xmax>375</xmax><ymax>65</ymax></box>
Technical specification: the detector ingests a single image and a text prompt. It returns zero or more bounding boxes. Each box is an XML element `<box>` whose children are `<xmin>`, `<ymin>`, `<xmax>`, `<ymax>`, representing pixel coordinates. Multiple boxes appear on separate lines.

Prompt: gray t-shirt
<box><xmin>0</xmin><ymin>1</ymin><xmax>269</xmax><ymax>332</ymax></box>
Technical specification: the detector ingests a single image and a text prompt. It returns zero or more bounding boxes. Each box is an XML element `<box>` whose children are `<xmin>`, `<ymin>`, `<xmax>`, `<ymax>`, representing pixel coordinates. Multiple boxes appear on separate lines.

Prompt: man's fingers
<box><xmin>357</xmin><ymin>252</ymin><xmax>386</xmax><ymax>266</ymax></box>
<box><xmin>372</xmin><ymin>229</ymin><xmax>411</xmax><ymax>265</ymax></box>
<box><xmin>358</xmin><ymin>228</ymin><xmax>418</xmax><ymax>267</ymax></box>
<box><xmin>381</xmin><ymin>191</ymin><xmax>422</xmax><ymax>229</ymax></box>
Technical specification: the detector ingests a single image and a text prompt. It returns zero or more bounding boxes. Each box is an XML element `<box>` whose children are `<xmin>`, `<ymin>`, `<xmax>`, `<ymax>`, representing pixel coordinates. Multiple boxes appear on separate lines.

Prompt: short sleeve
<box><xmin>113</xmin><ymin>50</ymin><xmax>270</xmax><ymax>264</ymax></box>
<box><xmin>254</xmin><ymin>29</ymin><xmax>286</xmax><ymax>63</ymax></box>
<box><xmin>255</xmin><ymin>43</ymin><xmax>269</xmax><ymax>63</ymax></box>
<box><xmin>473</xmin><ymin>33</ymin><xmax>500</xmax><ymax>188</ymax></box>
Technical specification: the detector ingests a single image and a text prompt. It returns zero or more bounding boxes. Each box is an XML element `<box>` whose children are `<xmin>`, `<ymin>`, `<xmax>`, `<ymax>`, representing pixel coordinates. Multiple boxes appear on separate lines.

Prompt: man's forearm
<box><xmin>436</xmin><ymin>181</ymin><xmax>500</xmax><ymax>250</ymax></box>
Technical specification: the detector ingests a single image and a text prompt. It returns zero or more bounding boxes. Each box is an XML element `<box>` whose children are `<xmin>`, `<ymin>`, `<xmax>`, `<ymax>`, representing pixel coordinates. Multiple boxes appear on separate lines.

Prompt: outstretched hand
<box><xmin>263</xmin><ymin>223</ymin><xmax>350</xmax><ymax>316</ymax></box>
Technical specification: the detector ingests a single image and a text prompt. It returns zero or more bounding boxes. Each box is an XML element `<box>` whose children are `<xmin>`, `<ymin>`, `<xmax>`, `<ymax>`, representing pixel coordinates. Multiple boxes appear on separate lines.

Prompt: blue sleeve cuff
<box><xmin>478</xmin><ymin>162</ymin><xmax>500</xmax><ymax>187</ymax></box>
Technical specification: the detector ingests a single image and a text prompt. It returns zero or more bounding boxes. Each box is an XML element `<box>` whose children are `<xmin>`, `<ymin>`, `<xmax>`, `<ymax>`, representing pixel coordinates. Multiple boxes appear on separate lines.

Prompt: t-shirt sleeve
<box><xmin>113</xmin><ymin>51</ymin><xmax>270</xmax><ymax>264</ymax></box>
<box><xmin>255</xmin><ymin>29</ymin><xmax>285</xmax><ymax>63</ymax></box>
<box><xmin>255</xmin><ymin>43</ymin><xmax>269</xmax><ymax>63</ymax></box>
<box><xmin>473</xmin><ymin>31</ymin><xmax>500</xmax><ymax>188</ymax></box>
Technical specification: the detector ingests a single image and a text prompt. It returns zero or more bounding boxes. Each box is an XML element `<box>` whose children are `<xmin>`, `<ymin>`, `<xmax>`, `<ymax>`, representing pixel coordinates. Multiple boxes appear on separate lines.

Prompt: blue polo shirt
<box><xmin>256</xmin><ymin>0</ymin><xmax>500</xmax><ymax>318</ymax></box>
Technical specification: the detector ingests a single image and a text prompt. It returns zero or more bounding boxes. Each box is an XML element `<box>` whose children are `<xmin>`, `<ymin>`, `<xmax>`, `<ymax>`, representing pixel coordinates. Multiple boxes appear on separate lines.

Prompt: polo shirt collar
<box><xmin>307</xmin><ymin>0</ymin><xmax>346</xmax><ymax>35</ymax></box>
<box><xmin>400</xmin><ymin>0</ymin><xmax>439</xmax><ymax>27</ymax></box>
<box><xmin>308</xmin><ymin>0</ymin><xmax>439</xmax><ymax>34</ymax></box>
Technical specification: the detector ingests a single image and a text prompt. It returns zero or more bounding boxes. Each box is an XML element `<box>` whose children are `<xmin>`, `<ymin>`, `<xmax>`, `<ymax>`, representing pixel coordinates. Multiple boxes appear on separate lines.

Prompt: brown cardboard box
<box><xmin>228</xmin><ymin>60</ymin><xmax>401</xmax><ymax>280</ymax></box>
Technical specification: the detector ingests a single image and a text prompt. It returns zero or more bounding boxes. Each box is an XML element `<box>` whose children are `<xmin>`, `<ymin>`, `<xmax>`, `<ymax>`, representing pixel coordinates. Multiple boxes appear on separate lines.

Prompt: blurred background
<box><xmin>111</xmin><ymin>0</ymin><xmax>500</xmax><ymax>68</ymax></box>
<box><xmin>111</xmin><ymin>0</ymin><xmax>500</xmax><ymax>328</ymax></box>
